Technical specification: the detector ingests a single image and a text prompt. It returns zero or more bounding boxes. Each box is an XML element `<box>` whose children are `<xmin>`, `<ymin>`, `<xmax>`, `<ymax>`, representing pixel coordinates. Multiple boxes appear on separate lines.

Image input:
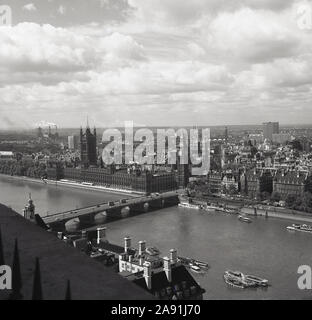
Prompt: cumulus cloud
<box><xmin>1</xmin><ymin>0</ymin><xmax>311</xmax><ymax>128</ymax></box>
<box><xmin>0</xmin><ymin>23</ymin><xmax>145</xmax><ymax>81</ymax></box>
<box><xmin>22</xmin><ymin>3</ymin><xmax>37</xmax><ymax>12</ymax></box>
<box><xmin>204</xmin><ymin>8</ymin><xmax>302</xmax><ymax>63</ymax></box>
<box><xmin>127</xmin><ymin>0</ymin><xmax>298</xmax><ymax>26</ymax></box>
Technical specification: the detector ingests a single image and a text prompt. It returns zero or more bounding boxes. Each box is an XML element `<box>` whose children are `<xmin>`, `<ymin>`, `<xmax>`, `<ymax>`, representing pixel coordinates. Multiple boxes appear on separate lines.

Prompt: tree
<box><xmin>261</xmin><ymin>191</ymin><xmax>271</xmax><ymax>201</ymax></box>
<box><xmin>291</xmin><ymin>140</ymin><xmax>303</xmax><ymax>151</ymax></box>
<box><xmin>228</xmin><ymin>184</ymin><xmax>238</xmax><ymax>195</ymax></box>
<box><xmin>285</xmin><ymin>194</ymin><xmax>297</xmax><ymax>209</ymax></box>
<box><xmin>271</xmin><ymin>192</ymin><xmax>281</xmax><ymax>203</ymax></box>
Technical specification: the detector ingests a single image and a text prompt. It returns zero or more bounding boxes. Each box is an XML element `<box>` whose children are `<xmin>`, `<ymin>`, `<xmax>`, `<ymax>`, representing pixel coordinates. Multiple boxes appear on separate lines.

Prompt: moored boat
<box><xmin>245</xmin><ymin>275</ymin><xmax>269</xmax><ymax>287</ymax></box>
<box><xmin>178</xmin><ymin>202</ymin><xmax>201</xmax><ymax>210</ymax></box>
<box><xmin>223</xmin><ymin>275</ymin><xmax>246</xmax><ymax>289</ymax></box>
<box><xmin>189</xmin><ymin>264</ymin><xmax>201</xmax><ymax>272</ymax></box>
<box><xmin>238</xmin><ymin>214</ymin><xmax>252</xmax><ymax>223</ymax></box>
<box><xmin>204</xmin><ymin>204</ymin><xmax>220</xmax><ymax>211</ymax></box>
<box><xmin>146</xmin><ymin>246</ymin><xmax>161</xmax><ymax>256</ymax></box>
<box><xmin>178</xmin><ymin>256</ymin><xmax>209</xmax><ymax>271</ymax></box>
<box><xmin>224</xmin><ymin>270</ymin><xmax>268</xmax><ymax>288</ymax></box>
<box><xmin>286</xmin><ymin>224</ymin><xmax>312</xmax><ymax>233</ymax></box>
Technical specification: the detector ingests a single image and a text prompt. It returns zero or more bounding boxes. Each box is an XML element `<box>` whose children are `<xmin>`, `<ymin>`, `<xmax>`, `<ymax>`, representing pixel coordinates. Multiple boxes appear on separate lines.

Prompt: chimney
<box><xmin>169</xmin><ymin>249</ymin><xmax>178</xmax><ymax>265</ymax></box>
<box><xmin>138</xmin><ymin>240</ymin><xmax>146</xmax><ymax>256</ymax></box>
<box><xmin>124</xmin><ymin>236</ymin><xmax>131</xmax><ymax>253</ymax></box>
<box><xmin>163</xmin><ymin>257</ymin><xmax>172</xmax><ymax>282</ymax></box>
<box><xmin>57</xmin><ymin>232</ymin><xmax>63</xmax><ymax>240</ymax></box>
<box><xmin>97</xmin><ymin>227</ymin><xmax>107</xmax><ymax>244</ymax></box>
<box><xmin>143</xmin><ymin>262</ymin><xmax>152</xmax><ymax>290</ymax></box>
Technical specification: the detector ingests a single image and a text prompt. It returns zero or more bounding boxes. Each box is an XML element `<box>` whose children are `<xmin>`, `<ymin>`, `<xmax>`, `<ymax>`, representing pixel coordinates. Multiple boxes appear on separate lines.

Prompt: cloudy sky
<box><xmin>0</xmin><ymin>0</ymin><xmax>312</xmax><ymax>129</ymax></box>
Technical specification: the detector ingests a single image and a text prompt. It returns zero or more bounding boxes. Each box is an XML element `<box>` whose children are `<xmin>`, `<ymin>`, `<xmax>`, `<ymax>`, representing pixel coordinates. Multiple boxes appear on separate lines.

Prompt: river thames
<box><xmin>1</xmin><ymin>175</ymin><xmax>312</xmax><ymax>300</ymax></box>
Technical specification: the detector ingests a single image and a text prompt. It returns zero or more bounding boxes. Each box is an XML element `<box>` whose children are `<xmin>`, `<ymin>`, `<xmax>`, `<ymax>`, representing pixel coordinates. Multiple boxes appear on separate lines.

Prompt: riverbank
<box><xmin>0</xmin><ymin>174</ymin><xmax>144</xmax><ymax>196</ymax></box>
<box><xmin>241</xmin><ymin>207</ymin><xmax>312</xmax><ymax>224</ymax></box>
<box><xmin>192</xmin><ymin>197</ymin><xmax>312</xmax><ymax>223</ymax></box>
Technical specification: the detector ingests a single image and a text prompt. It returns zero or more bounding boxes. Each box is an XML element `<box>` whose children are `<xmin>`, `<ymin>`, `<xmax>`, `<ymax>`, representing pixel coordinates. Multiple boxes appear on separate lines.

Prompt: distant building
<box><xmin>301</xmin><ymin>138</ymin><xmax>312</xmax><ymax>153</ymax></box>
<box><xmin>37</xmin><ymin>127</ymin><xmax>43</xmax><ymax>138</ymax></box>
<box><xmin>0</xmin><ymin>151</ymin><xmax>14</xmax><ymax>160</ymax></box>
<box><xmin>221</xmin><ymin>172</ymin><xmax>238</xmax><ymax>193</ymax></box>
<box><xmin>225</xmin><ymin>127</ymin><xmax>229</xmax><ymax>142</ymax></box>
<box><xmin>248</xmin><ymin>134</ymin><xmax>264</xmax><ymax>145</ymax></box>
<box><xmin>80</xmin><ymin>126</ymin><xmax>97</xmax><ymax>167</ymax></box>
<box><xmin>272</xmin><ymin>133</ymin><xmax>291</xmax><ymax>145</ymax></box>
<box><xmin>46</xmin><ymin>166</ymin><xmax>178</xmax><ymax>193</ymax></box>
<box><xmin>243</xmin><ymin>169</ymin><xmax>274</xmax><ymax>199</ymax></box>
<box><xmin>273</xmin><ymin>170</ymin><xmax>311</xmax><ymax>199</ymax></box>
<box><xmin>176</xmin><ymin>164</ymin><xmax>190</xmax><ymax>188</ymax></box>
<box><xmin>207</xmin><ymin>172</ymin><xmax>222</xmax><ymax>195</ymax></box>
<box><xmin>68</xmin><ymin>135</ymin><xmax>79</xmax><ymax>150</ymax></box>
<box><xmin>263</xmin><ymin>122</ymin><xmax>279</xmax><ymax>141</ymax></box>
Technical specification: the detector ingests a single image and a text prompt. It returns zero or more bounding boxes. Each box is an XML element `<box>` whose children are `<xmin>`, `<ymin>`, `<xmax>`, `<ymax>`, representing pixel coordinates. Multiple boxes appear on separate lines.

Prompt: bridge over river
<box><xmin>43</xmin><ymin>191</ymin><xmax>179</xmax><ymax>231</ymax></box>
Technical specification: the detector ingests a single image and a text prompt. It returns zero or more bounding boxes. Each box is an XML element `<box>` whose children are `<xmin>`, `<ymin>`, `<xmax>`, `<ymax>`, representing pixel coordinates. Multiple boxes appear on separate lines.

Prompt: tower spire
<box><xmin>65</xmin><ymin>280</ymin><xmax>72</xmax><ymax>300</ymax></box>
<box><xmin>10</xmin><ymin>239</ymin><xmax>23</xmax><ymax>300</ymax></box>
<box><xmin>32</xmin><ymin>258</ymin><xmax>43</xmax><ymax>300</ymax></box>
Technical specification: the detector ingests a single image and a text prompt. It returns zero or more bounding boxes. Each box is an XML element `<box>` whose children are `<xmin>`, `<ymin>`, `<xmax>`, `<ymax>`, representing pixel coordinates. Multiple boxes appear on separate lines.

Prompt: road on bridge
<box><xmin>43</xmin><ymin>190</ymin><xmax>180</xmax><ymax>224</ymax></box>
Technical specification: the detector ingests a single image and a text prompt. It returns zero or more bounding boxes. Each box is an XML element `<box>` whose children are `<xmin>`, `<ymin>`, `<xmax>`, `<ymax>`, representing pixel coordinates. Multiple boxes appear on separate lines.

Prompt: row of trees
<box><xmin>256</xmin><ymin>190</ymin><xmax>312</xmax><ymax>213</ymax></box>
<box><xmin>0</xmin><ymin>160</ymin><xmax>47</xmax><ymax>179</ymax></box>
<box><xmin>188</xmin><ymin>178</ymin><xmax>312</xmax><ymax>214</ymax></box>
<box><xmin>284</xmin><ymin>192</ymin><xmax>312</xmax><ymax>213</ymax></box>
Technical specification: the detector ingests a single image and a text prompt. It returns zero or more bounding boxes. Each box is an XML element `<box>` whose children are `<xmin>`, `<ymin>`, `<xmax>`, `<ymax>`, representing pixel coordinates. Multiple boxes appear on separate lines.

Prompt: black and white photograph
<box><xmin>0</xmin><ymin>0</ymin><xmax>312</xmax><ymax>307</ymax></box>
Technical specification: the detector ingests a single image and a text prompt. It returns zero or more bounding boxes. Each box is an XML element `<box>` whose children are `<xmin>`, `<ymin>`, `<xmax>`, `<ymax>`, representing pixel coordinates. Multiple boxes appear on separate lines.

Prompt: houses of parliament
<box><xmin>46</xmin><ymin>125</ymin><xmax>189</xmax><ymax>194</ymax></box>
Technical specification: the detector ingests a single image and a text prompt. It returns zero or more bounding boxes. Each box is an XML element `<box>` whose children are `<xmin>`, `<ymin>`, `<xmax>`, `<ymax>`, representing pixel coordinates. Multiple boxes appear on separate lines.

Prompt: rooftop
<box><xmin>132</xmin><ymin>265</ymin><xmax>205</xmax><ymax>297</ymax></box>
<box><xmin>0</xmin><ymin>204</ymin><xmax>153</xmax><ymax>300</ymax></box>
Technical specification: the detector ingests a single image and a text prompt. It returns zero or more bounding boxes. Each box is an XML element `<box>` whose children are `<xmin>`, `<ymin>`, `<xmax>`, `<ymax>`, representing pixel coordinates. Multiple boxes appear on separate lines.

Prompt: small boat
<box><xmin>287</xmin><ymin>224</ymin><xmax>312</xmax><ymax>233</ymax></box>
<box><xmin>146</xmin><ymin>247</ymin><xmax>160</xmax><ymax>256</ymax></box>
<box><xmin>245</xmin><ymin>275</ymin><xmax>269</xmax><ymax>287</ymax></box>
<box><xmin>224</xmin><ymin>270</ymin><xmax>268</xmax><ymax>288</ymax></box>
<box><xmin>223</xmin><ymin>275</ymin><xmax>246</xmax><ymax>289</ymax></box>
<box><xmin>238</xmin><ymin>215</ymin><xmax>252</xmax><ymax>223</ymax></box>
<box><xmin>178</xmin><ymin>256</ymin><xmax>209</xmax><ymax>270</ymax></box>
<box><xmin>204</xmin><ymin>204</ymin><xmax>220</xmax><ymax>212</ymax></box>
<box><xmin>189</xmin><ymin>264</ymin><xmax>201</xmax><ymax>272</ymax></box>
<box><xmin>178</xmin><ymin>202</ymin><xmax>201</xmax><ymax>210</ymax></box>
<box><xmin>193</xmin><ymin>261</ymin><xmax>209</xmax><ymax>269</ymax></box>
<box><xmin>223</xmin><ymin>271</ymin><xmax>255</xmax><ymax>288</ymax></box>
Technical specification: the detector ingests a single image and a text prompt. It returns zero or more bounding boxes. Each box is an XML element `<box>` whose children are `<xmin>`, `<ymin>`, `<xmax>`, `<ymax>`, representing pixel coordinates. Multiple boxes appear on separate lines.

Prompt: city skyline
<box><xmin>1</xmin><ymin>0</ymin><xmax>312</xmax><ymax>129</ymax></box>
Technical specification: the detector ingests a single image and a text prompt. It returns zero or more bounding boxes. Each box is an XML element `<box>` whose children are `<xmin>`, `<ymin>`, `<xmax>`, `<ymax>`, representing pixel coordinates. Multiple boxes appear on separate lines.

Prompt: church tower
<box><xmin>23</xmin><ymin>194</ymin><xmax>35</xmax><ymax>220</ymax></box>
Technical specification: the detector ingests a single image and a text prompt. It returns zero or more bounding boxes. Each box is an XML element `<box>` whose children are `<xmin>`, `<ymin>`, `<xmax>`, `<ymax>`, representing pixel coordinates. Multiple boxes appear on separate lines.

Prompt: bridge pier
<box><xmin>78</xmin><ymin>213</ymin><xmax>95</xmax><ymax>226</ymax></box>
<box><xmin>94</xmin><ymin>211</ymin><xmax>108</xmax><ymax>224</ymax></box>
<box><xmin>130</xmin><ymin>202</ymin><xmax>149</xmax><ymax>214</ymax></box>
<box><xmin>149</xmin><ymin>199</ymin><xmax>165</xmax><ymax>209</ymax></box>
